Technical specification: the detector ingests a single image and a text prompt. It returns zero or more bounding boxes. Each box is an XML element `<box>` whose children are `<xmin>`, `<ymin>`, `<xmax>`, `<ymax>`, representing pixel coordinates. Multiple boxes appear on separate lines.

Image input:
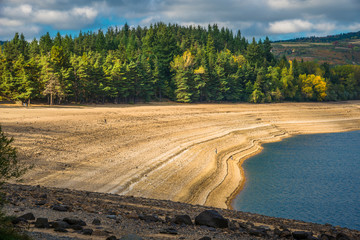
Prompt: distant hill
<box><xmin>271</xmin><ymin>31</ymin><xmax>360</xmax><ymax>65</ymax></box>
<box><xmin>0</xmin><ymin>40</ymin><xmax>7</xmax><ymax>45</ymax></box>
<box><xmin>275</xmin><ymin>31</ymin><xmax>360</xmax><ymax>43</ymax></box>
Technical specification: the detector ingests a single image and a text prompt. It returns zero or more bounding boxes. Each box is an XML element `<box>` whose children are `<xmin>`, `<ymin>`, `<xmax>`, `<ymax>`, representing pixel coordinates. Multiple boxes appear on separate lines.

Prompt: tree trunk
<box><xmin>50</xmin><ymin>93</ymin><xmax>53</xmax><ymax>105</ymax></box>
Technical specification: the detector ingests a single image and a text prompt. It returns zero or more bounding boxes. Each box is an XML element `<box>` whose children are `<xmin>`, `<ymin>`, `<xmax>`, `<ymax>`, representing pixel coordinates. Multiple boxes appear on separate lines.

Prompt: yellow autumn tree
<box><xmin>170</xmin><ymin>51</ymin><xmax>195</xmax><ymax>102</ymax></box>
<box><xmin>299</xmin><ymin>74</ymin><xmax>327</xmax><ymax>101</ymax></box>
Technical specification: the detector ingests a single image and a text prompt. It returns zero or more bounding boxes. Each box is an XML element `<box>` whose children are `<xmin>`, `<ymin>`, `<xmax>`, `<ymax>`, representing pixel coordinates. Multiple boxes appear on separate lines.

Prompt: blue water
<box><xmin>234</xmin><ymin>131</ymin><xmax>360</xmax><ymax>230</ymax></box>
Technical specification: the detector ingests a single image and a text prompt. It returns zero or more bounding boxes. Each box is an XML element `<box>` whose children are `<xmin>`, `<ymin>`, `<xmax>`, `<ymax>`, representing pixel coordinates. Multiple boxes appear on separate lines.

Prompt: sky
<box><xmin>0</xmin><ymin>0</ymin><xmax>359</xmax><ymax>41</ymax></box>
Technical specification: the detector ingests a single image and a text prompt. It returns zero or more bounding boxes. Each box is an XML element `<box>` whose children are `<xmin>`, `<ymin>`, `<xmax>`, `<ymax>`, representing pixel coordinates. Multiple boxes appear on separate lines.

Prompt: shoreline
<box><xmin>224</xmin><ymin>128</ymin><xmax>360</xmax><ymax>211</ymax></box>
<box><xmin>1</xmin><ymin>101</ymin><xmax>360</xmax><ymax>211</ymax></box>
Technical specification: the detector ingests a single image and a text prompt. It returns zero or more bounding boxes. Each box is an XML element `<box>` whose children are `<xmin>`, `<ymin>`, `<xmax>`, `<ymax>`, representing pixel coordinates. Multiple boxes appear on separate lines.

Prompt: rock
<box><xmin>321</xmin><ymin>234</ymin><xmax>336</xmax><ymax>240</ymax></box>
<box><xmin>12</xmin><ymin>217</ymin><xmax>27</xmax><ymax>225</ymax></box>
<box><xmin>126</xmin><ymin>211</ymin><xmax>138</xmax><ymax>219</ymax></box>
<box><xmin>82</xmin><ymin>228</ymin><xmax>93</xmax><ymax>235</ymax></box>
<box><xmin>228</xmin><ymin>220</ymin><xmax>239</xmax><ymax>231</ymax></box>
<box><xmin>92</xmin><ymin>218</ymin><xmax>101</xmax><ymax>225</ymax></box>
<box><xmin>52</xmin><ymin>204</ymin><xmax>70</xmax><ymax>212</ymax></box>
<box><xmin>292</xmin><ymin>231</ymin><xmax>313</xmax><ymax>239</ymax></box>
<box><xmin>63</xmin><ymin>217</ymin><xmax>86</xmax><ymax>226</ymax></box>
<box><xmin>120</xmin><ymin>234</ymin><xmax>143</xmax><ymax>240</ymax></box>
<box><xmin>19</xmin><ymin>212</ymin><xmax>35</xmax><ymax>220</ymax></box>
<box><xmin>106</xmin><ymin>215</ymin><xmax>117</xmax><ymax>220</ymax></box>
<box><xmin>71</xmin><ymin>225</ymin><xmax>83</xmax><ymax>231</ymax></box>
<box><xmin>280</xmin><ymin>230</ymin><xmax>292</xmax><ymax>238</ymax></box>
<box><xmin>92</xmin><ymin>230</ymin><xmax>110</xmax><ymax>236</ymax></box>
<box><xmin>39</xmin><ymin>193</ymin><xmax>47</xmax><ymax>199</ymax></box>
<box><xmin>336</xmin><ymin>233</ymin><xmax>351</xmax><ymax>240</ymax></box>
<box><xmin>248</xmin><ymin>227</ymin><xmax>268</xmax><ymax>237</ymax></box>
<box><xmin>258</xmin><ymin>225</ymin><xmax>271</xmax><ymax>231</ymax></box>
<box><xmin>51</xmin><ymin>220</ymin><xmax>70</xmax><ymax>229</ymax></box>
<box><xmin>138</xmin><ymin>214</ymin><xmax>161</xmax><ymax>222</ymax></box>
<box><xmin>173</xmin><ymin>215</ymin><xmax>192</xmax><ymax>225</ymax></box>
<box><xmin>238</xmin><ymin>222</ymin><xmax>249</xmax><ymax>229</ymax></box>
<box><xmin>160</xmin><ymin>228</ymin><xmax>178</xmax><ymax>235</ymax></box>
<box><xmin>195</xmin><ymin>210</ymin><xmax>228</xmax><ymax>228</ymax></box>
<box><xmin>199</xmin><ymin>237</ymin><xmax>211</xmax><ymax>240</ymax></box>
<box><xmin>35</xmin><ymin>200</ymin><xmax>46</xmax><ymax>205</ymax></box>
<box><xmin>106</xmin><ymin>236</ymin><xmax>117</xmax><ymax>240</ymax></box>
<box><xmin>54</xmin><ymin>227</ymin><xmax>68</xmax><ymax>232</ymax></box>
<box><xmin>35</xmin><ymin>218</ymin><xmax>50</xmax><ymax>228</ymax></box>
<box><xmin>279</xmin><ymin>224</ymin><xmax>289</xmax><ymax>230</ymax></box>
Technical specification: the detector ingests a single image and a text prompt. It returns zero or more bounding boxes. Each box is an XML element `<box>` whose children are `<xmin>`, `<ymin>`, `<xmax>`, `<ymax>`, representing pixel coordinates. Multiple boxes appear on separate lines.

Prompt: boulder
<box><xmin>51</xmin><ymin>220</ymin><xmax>70</xmax><ymax>229</ymax></box>
<box><xmin>195</xmin><ymin>210</ymin><xmax>228</xmax><ymax>228</ymax></box>
<box><xmin>248</xmin><ymin>227</ymin><xmax>268</xmax><ymax>237</ymax></box>
<box><xmin>35</xmin><ymin>218</ymin><xmax>50</xmax><ymax>228</ymax></box>
<box><xmin>292</xmin><ymin>231</ymin><xmax>313</xmax><ymax>239</ymax></box>
<box><xmin>82</xmin><ymin>228</ymin><xmax>93</xmax><ymax>235</ymax></box>
<box><xmin>92</xmin><ymin>218</ymin><xmax>101</xmax><ymax>225</ymax></box>
<box><xmin>138</xmin><ymin>214</ymin><xmax>161</xmax><ymax>222</ymax></box>
<box><xmin>336</xmin><ymin>233</ymin><xmax>351</xmax><ymax>240</ymax></box>
<box><xmin>63</xmin><ymin>217</ymin><xmax>86</xmax><ymax>226</ymax></box>
<box><xmin>19</xmin><ymin>212</ymin><xmax>35</xmax><ymax>220</ymax></box>
<box><xmin>52</xmin><ymin>204</ymin><xmax>70</xmax><ymax>212</ymax></box>
<box><xmin>106</xmin><ymin>236</ymin><xmax>117</xmax><ymax>240</ymax></box>
<box><xmin>35</xmin><ymin>200</ymin><xmax>46</xmax><ymax>206</ymax></box>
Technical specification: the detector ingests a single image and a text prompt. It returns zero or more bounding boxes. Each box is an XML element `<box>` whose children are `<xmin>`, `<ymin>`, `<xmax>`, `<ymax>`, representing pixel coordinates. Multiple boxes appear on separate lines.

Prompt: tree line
<box><xmin>275</xmin><ymin>30</ymin><xmax>360</xmax><ymax>43</ymax></box>
<box><xmin>0</xmin><ymin>23</ymin><xmax>359</xmax><ymax>104</ymax></box>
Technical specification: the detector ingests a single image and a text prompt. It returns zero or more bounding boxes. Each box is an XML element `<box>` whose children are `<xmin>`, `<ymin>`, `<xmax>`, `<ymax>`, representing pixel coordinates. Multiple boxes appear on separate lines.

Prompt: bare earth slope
<box><xmin>1</xmin><ymin>101</ymin><xmax>359</xmax><ymax>209</ymax></box>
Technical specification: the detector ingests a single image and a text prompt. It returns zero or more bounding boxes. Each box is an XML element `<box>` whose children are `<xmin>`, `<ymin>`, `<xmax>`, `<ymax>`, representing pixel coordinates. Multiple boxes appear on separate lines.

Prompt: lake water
<box><xmin>233</xmin><ymin>131</ymin><xmax>360</xmax><ymax>230</ymax></box>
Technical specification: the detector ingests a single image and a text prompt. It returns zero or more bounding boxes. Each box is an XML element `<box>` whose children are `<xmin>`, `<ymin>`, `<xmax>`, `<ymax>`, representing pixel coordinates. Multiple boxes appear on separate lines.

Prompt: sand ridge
<box><xmin>1</xmin><ymin>101</ymin><xmax>359</xmax><ymax>209</ymax></box>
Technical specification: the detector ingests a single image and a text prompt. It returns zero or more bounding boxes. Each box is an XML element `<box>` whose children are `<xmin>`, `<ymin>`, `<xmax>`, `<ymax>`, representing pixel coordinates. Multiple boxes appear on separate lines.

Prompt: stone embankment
<box><xmin>3</xmin><ymin>183</ymin><xmax>359</xmax><ymax>240</ymax></box>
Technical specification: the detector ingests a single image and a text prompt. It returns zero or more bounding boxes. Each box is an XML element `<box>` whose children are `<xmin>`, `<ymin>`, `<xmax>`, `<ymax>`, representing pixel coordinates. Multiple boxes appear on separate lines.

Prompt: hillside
<box><xmin>271</xmin><ymin>31</ymin><xmax>360</xmax><ymax>65</ymax></box>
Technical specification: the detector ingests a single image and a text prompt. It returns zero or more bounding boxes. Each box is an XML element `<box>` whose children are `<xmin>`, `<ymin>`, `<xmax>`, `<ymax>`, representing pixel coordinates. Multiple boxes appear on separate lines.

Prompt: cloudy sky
<box><xmin>0</xmin><ymin>0</ymin><xmax>359</xmax><ymax>41</ymax></box>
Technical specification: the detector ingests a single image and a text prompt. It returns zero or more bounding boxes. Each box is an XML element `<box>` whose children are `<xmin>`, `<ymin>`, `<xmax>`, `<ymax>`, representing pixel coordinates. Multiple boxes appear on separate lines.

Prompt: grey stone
<box><xmin>106</xmin><ymin>236</ymin><xmax>117</xmax><ymax>240</ymax></box>
<box><xmin>35</xmin><ymin>218</ymin><xmax>50</xmax><ymax>228</ymax></box>
<box><xmin>138</xmin><ymin>214</ymin><xmax>161</xmax><ymax>222</ymax></box>
<box><xmin>336</xmin><ymin>233</ymin><xmax>351</xmax><ymax>240</ymax></box>
<box><xmin>292</xmin><ymin>231</ymin><xmax>313</xmax><ymax>239</ymax></box>
<box><xmin>63</xmin><ymin>217</ymin><xmax>86</xmax><ymax>226</ymax></box>
<box><xmin>52</xmin><ymin>204</ymin><xmax>70</xmax><ymax>212</ymax></box>
<box><xmin>82</xmin><ymin>228</ymin><xmax>93</xmax><ymax>235</ymax></box>
<box><xmin>19</xmin><ymin>212</ymin><xmax>35</xmax><ymax>220</ymax></box>
<box><xmin>92</xmin><ymin>218</ymin><xmax>101</xmax><ymax>225</ymax></box>
<box><xmin>195</xmin><ymin>210</ymin><xmax>228</xmax><ymax>228</ymax></box>
<box><xmin>51</xmin><ymin>220</ymin><xmax>70</xmax><ymax>229</ymax></box>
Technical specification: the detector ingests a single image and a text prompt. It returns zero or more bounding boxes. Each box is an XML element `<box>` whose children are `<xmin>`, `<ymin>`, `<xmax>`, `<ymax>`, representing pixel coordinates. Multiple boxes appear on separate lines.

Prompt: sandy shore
<box><xmin>1</xmin><ymin>101</ymin><xmax>359</xmax><ymax>209</ymax></box>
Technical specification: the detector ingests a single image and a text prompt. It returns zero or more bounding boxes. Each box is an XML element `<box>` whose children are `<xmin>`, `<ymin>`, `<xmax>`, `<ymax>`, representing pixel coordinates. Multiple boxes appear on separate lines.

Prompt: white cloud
<box><xmin>33</xmin><ymin>7</ymin><xmax>98</xmax><ymax>29</ymax></box>
<box><xmin>0</xmin><ymin>18</ymin><xmax>23</xmax><ymax>27</ymax></box>
<box><xmin>269</xmin><ymin>19</ymin><xmax>312</xmax><ymax>34</ymax></box>
<box><xmin>267</xmin><ymin>0</ymin><xmax>299</xmax><ymax>9</ymax></box>
<box><xmin>72</xmin><ymin>7</ymin><xmax>98</xmax><ymax>20</ymax></box>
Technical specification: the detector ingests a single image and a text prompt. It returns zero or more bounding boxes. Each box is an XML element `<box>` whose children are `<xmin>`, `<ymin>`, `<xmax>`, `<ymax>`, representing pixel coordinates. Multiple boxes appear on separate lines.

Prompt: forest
<box><xmin>0</xmin><ymin>23</ymin><xmax>359</xmax><ymax>104</ymax></box>
<box><xmin>275</xmin><ymin>30</ymin><xmax>360</xmax><ymax>43</ymax></box>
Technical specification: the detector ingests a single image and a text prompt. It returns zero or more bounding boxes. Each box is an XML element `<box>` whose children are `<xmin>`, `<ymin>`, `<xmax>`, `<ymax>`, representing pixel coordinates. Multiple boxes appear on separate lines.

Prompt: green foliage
<box><xmin>0</xmin><ymin>126</ymin><xmax>26</xmax><ymax>181</ymax></box>
<box><xmin>0</xmin><ymin>23</ymin><xmax>359</xmax><ymax>104</ymax></box>
<box><xmin>0</xmin><ymin>126</ymin><xmax>30</xmax><ymax>240</ymax></box>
